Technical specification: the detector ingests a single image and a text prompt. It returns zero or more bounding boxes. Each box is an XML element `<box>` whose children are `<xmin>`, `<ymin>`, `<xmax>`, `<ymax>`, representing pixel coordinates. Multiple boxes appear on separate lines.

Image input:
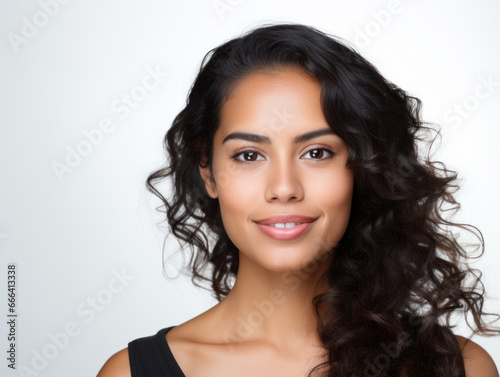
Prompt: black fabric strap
<box><xmin>128</xmin><ymin>326</ymin><xmax>185</xmax><ymax>377</ymax></box>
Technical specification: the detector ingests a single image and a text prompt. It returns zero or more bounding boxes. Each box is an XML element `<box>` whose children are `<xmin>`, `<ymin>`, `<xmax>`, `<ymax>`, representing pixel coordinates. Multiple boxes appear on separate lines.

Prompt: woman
<box><xmin>97</xmin><ymin>23</ymin><xmax>499</xmax><ymax>376</ymax></box>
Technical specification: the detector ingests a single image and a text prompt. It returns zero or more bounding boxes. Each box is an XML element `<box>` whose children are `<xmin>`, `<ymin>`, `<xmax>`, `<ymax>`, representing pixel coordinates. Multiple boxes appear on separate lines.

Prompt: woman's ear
<box><xmin>198</xmin><ymin>163</ymin><xmax>218</xmax><ymax>199</ymax></box>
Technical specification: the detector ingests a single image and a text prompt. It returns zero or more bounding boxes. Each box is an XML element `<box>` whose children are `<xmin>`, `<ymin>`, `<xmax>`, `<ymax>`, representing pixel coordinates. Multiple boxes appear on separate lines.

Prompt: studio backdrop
<box><xmin>0</xmin><ymin>1</ymin><xmax>499</xmax><ymax>376</ymax></box>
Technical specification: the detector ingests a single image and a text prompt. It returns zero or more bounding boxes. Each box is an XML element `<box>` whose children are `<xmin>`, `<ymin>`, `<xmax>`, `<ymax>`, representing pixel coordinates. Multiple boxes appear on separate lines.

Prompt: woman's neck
<box><xmin>208</xmin><ymin>251</ymin><xmax>334</xmax><ymax>349</ymax></box>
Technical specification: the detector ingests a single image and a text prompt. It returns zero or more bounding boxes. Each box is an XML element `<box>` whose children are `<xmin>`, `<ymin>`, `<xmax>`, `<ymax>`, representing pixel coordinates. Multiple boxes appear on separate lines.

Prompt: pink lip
<box><xmin>254</xmin><ymin>215</ymin><xmax>317</xmax><ymax>225</ymax></box>
<box><xmin>254</xmin><ymin>215</ymin><xmax>318</xmax><ymax>241</ymax></box>
<box><xmin>256</xmin><ymin>222</ymin><xmax>315</xmax><ymax>240</ymax></box>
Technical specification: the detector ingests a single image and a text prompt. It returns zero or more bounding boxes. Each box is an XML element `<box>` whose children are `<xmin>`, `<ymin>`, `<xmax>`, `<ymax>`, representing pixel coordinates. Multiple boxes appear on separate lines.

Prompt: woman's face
<box><xmin>199</xmin><ymin>68</ymin><xmax>354</xmax><ymax>273</ymax></box>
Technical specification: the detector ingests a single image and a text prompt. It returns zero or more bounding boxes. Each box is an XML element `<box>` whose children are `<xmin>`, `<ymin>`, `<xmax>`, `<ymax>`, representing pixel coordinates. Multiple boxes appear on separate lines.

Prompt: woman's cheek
<box><xmin>218</xmin><ymin>175</ymin><xmax>257</xmax><ymax>215</ymax></box>
<box><xmin>307</xmin><ymin>168</ymin><xmax>352</xmax><ymax>200</ymax></box>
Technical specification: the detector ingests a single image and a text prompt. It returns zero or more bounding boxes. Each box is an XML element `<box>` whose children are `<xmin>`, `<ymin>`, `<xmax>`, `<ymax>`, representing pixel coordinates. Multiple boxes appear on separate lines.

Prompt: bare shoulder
<box><xmin>96</xmin><ymin>347</ymin><xmax>131</xmax><ymax>377</ymax></box>
<box><xmin>165</xmin><ymin>321</ymin><xmax>207</xmax><ymax>366</ymax></box>
<box><xmin>455</xmin><ymin>335</ymin><xmax>499</xmax><ymax>377</ymax></box>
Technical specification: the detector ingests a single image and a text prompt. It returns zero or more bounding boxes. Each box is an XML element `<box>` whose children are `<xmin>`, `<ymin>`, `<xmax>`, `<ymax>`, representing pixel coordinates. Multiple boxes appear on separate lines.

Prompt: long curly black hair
<box><xmin>146</xmin><ymin>23</ymin><xmax>500</xmax><ymax>377</ymax></box>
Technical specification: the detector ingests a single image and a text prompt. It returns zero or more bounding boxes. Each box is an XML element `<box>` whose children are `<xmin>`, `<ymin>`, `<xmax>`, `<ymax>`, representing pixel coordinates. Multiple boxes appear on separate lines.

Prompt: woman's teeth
<box><xmin>270</xmin><ymin>223</ymin><xmax>302</xmax><ymax>228</ymax></box>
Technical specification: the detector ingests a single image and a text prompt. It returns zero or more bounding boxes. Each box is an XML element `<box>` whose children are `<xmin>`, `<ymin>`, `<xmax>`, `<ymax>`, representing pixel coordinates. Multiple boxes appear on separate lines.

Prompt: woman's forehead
<box><xmin>218</xmin><ymin>70</ymin><xmax>326</xmax><ymax>135</ymax></box>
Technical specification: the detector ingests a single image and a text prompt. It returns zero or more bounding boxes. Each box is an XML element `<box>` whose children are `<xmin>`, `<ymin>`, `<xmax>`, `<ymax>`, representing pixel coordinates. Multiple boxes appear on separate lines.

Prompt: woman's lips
<box><xmin>255</xmin><ymin>220</ymin><xmax>316</xmax><ymax>240</ymax></box>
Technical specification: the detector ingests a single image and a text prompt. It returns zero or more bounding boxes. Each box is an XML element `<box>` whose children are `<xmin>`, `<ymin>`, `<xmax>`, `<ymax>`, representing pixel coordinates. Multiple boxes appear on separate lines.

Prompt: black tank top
<box><xmin>128</xmin><ymin>326</ymin><xmax>186</xmax><ymax>377</ymax></box>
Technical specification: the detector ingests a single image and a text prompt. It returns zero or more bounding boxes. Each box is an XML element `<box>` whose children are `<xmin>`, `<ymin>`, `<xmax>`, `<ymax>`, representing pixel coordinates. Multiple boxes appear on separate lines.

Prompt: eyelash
<box><xmin>230</xmin><ymin>147</ymin><xmax>336</xmax><ymax>164</ymax></box>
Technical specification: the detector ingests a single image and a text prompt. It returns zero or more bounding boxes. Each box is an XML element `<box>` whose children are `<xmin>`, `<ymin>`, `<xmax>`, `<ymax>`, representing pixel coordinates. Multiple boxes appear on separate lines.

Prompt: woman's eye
<box><xmin>231</xmin><ymin>148</ymin><xmax>334</xmax><ymax>163</ymax></box>
<box><xmin>302</xmin><ymin>148</ymin><xmax>335</xmax><ymax>161</ymax></box>
<box><xmin>231</xmin><ymin>150</ymin><xmax>264</xmax><ymax>162</ymax></box>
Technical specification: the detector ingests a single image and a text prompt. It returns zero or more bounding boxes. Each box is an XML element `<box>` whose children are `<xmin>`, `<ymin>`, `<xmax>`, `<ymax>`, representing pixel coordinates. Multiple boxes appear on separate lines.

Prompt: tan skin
<box><xmin>97</xmin><ymin>68</ymin><xmax>499</xmax><ymax>377</ymax></box>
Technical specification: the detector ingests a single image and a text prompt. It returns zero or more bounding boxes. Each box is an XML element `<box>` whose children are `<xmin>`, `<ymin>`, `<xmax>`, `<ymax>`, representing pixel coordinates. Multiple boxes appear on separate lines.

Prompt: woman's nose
<box><xmin>264</xmin><ymin>158</ymin><xmax>304</xmax><ymax>203</ymax></box>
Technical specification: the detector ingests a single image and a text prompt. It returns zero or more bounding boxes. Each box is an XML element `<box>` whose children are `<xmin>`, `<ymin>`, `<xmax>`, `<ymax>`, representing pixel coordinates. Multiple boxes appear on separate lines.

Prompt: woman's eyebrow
<box><xmin>221</xmin><ymin>128</ymin><xmax>336</xmax><ymax>145</ymax></box>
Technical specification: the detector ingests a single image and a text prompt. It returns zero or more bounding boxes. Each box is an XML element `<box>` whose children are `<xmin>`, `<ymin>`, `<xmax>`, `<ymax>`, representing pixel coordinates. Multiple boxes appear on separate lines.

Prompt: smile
<box><xmin>255</xmin><ymin>221</ymin><xmax>315</xmax><ymax>240</ymax></box>
<box><xmin>269</xmin><ymin>223</ymin><xmax>304</xmax><ymax>228</ymax></box>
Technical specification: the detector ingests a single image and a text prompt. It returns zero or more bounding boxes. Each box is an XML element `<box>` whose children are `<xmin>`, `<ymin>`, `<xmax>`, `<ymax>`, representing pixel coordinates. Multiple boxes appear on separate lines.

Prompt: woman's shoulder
<box><xmin>454</xmin><ymin>335</ymin><xmax>499</xmax><ymax>377</ymax></box>
<box><xmin>93</xmin><ymin>332</ymin><xmax>498</xmax><ymax>377</ymax></box>
<box><xmin>96</xmin><ymin>325</ymin><xmax>178</xmax><ymax>377</ymax></box>
<box><xmin>96</xmin><ymin>347</ymin><xmax>131</xmax><ymax>377</ymax></box>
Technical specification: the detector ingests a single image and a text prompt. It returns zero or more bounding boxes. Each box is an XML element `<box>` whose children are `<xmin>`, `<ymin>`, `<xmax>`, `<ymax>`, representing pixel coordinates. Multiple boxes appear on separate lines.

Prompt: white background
<box><xmin>0</xmin><ymin>0</ymin><xmax>499</xmax><ymax>375</ymax></box>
